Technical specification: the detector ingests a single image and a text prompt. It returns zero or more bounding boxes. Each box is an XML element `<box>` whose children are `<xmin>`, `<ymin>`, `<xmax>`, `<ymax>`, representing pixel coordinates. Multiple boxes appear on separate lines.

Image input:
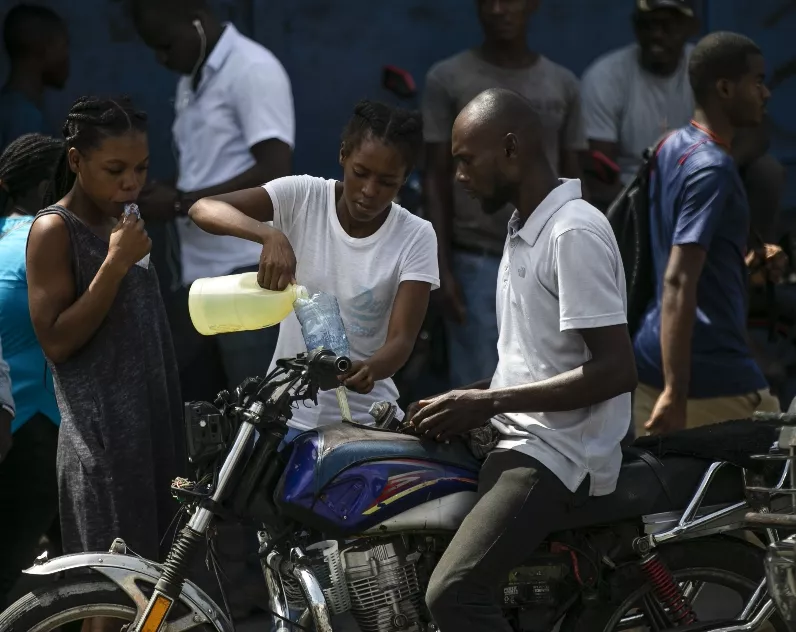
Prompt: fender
<box><xmin>23</xmin><ymin>552</ymin><xmax>233</xmax><ymax>632</ymax></box>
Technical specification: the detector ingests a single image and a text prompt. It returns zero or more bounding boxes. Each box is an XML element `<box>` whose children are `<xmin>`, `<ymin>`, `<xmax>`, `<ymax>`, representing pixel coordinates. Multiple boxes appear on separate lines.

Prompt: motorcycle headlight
<box><xmin>766</xmin><ymin>537</ymin><xmax>796</xmax><ymax>628</ymax></box>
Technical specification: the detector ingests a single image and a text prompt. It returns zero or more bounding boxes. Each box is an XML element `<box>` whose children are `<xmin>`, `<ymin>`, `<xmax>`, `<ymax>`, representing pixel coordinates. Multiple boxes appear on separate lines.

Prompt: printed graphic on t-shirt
<box><xmin>348</xmin><ymin>287</ymin><xmax>392</xmax><ymax>338</ymax></box>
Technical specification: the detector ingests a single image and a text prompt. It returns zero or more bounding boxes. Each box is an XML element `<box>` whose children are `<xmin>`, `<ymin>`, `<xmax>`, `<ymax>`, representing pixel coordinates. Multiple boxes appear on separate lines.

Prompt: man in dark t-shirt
<box><xmin>633</xmin><ymin>31</ymin><xmax>780</xmax><ymax>436</ymax></box>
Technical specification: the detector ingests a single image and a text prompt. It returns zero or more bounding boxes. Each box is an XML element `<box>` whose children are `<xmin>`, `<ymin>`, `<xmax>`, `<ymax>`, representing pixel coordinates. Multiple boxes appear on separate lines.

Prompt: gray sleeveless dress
<box><xmin>34</xmin><ymin>205</ymin><xmax>183</xmax><ymax>561</ymax></box>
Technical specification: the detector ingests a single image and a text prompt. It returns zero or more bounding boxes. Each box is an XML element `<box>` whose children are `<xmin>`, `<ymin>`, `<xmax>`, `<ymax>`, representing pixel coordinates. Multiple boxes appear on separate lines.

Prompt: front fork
<box><xmin>129</xmin><ymin>421</ymin><xmax>257</xmax><ymax>632</ymax></box>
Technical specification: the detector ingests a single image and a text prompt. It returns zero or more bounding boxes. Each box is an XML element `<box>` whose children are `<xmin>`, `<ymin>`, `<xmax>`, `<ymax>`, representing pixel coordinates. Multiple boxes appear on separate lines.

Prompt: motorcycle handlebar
<box><xmin>312</xmin><ymin>353</ymin><xmax>351</xmax><ymax>375</ymax></box>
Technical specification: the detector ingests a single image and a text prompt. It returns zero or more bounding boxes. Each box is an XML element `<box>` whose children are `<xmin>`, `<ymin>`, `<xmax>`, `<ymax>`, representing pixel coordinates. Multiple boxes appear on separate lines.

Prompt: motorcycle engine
<box><xmin>500</xmin><ymin>547</ymin><xmax>580</xmax><ymax>632</ymax></box>
<box><xmin>343</xmin><ymin>538</ymin><xmax>425</xmax><ymax>632</ymax></box>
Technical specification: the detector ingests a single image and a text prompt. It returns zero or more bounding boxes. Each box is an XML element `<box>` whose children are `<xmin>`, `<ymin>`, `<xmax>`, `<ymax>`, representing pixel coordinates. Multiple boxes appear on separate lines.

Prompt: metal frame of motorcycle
<box><xmin>120</xmin><ymin>350</ymin><xmax>348</xmax><ymax>632</ymax></box>
<box><xmin>627</xmin><ymin>411</ymin><xmax>796</xmax><ymax>632</ymax></box>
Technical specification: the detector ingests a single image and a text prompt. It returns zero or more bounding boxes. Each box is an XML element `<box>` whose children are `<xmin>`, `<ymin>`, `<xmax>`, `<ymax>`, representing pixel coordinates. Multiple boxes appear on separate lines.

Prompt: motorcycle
<box><xmin>1</xmin><ymin>348</ymin><xmax>793</xmax><ymax>632</ymax></box>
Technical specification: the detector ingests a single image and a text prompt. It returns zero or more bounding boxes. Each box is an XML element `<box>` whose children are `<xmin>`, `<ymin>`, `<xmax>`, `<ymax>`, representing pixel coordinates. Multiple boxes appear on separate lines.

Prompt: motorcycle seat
<box><xmin>309</xmin><ymin>423</ymin><xmax>480</xmax><ymax>493</ymax></box>
<box><xmin>557</xmin><ymin>448</ymin><xmax>744</xmax><ymax>530</ymax></box>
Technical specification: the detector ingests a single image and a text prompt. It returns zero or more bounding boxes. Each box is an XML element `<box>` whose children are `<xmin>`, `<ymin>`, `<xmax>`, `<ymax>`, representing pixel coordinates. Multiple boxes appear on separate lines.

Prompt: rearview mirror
<box><xmin>382</xmin><ymin>65</ymin><xmax>417</xmax><ymax>100</ymax></box>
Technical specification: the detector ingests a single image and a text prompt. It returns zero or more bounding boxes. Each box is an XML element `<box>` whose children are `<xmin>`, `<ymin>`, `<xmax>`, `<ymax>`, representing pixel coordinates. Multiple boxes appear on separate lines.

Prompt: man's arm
<box><xmin>412</xmin><ymin>226</ymin><xmax>636</xmax><ymax>438</ymax></box>
<box><xmin>659</xmin><ymin>245</ymin><xmax>705</xmax><ymax>399</ymax></box>
<box><xmin>645</xmin><ymin>165</ymin><xmax>731</xmax><ymax>434</ymax></box>
<box><xmin>488</xmin><ymin>325</ymin><xmax>635</xmax><ymax>414</ymax></box>
<box><xmin>186</xmin><ymin>139</ymin><xmax>292</xmax><ymax>200</ymax></box>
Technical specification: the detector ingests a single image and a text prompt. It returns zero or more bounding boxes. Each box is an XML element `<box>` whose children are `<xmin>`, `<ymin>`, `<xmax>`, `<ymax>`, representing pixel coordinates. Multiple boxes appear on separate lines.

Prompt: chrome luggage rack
<box><xmin>625</xmin><ymin>413</ymin><xmax>794</xmax><ymax>632</ymax></box>
<box><xmin>744</xmin><ymin>411</ymin><xmax>796</xmax><ymax>529</ymax></box>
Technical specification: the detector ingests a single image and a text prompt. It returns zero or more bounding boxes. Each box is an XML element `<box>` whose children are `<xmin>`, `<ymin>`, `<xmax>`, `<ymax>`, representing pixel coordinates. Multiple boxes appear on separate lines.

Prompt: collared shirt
<box><xmin>634</xmin><ymin>123</ymin><xmax>767</xmax><ymax>398</ymax></box>
<box><xmin>173</xmin><ymin>24</ymin><xmax>295</xmax><ymax>284</ymax></box>
<box><xmin>489</xmin><ymin>179</ymin><xmax>631</xmax><ymax>496</ymax></box>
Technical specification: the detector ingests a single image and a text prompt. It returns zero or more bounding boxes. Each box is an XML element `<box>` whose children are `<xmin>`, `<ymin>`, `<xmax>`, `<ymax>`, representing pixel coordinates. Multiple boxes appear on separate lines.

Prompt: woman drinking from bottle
<box><xmin>189</xmin><ymin>100</ymin><xmax>439</xmax><ymax>439</ymax></box>
<box><xmin>26</xmin><ymin>96</ymin><xmax>182</xmax><ymax>590</ymax></box>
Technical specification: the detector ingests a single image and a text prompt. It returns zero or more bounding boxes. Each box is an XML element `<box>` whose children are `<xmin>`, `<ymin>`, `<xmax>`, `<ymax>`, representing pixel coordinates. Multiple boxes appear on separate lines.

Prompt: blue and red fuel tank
<box><xmin>274</xmin><ymin>424</ymin><xmax>480</xmax><ymax>536</ymax></box>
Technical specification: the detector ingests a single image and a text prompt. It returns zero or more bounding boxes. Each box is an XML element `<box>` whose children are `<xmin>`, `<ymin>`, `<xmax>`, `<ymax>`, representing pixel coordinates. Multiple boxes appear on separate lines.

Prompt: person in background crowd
<box><xmin>422</xmin><ymin>0</ymin><xmax>587</xmax><ymax>389</ymax></box>
<box><xmin>26</xmin><ymin>96</ymin><xmax>181</xmax><ymax>632</ymax></box>
<box><xmin>581</xmin><ymin>0</ymin><xmax>698</xmax><ymax>209</ymax></box>
<box><xmin>0</xmin><ymin>4</ymin><xmax>69</xmax><ymax>152</ymax></box>
<box><xmin>582</xmin><ymin>0</ymin><xmax>788</xmax><ymax>220</ymax></box>
<box><xmin>633</xmin><ymin>33</ymin><xmax>781</xmax><ymax>436</ymax></box>
<box><xmin>0</xmin><ymin>133</ymin><xmax>64</xmax><ymax>610</ymax></box>
<box><xmin>189</xmin><ymin>100</ymin><xmax>439</xmax><ymax>439</ymax></box>
<box><xmin>132</xmin><ymin>0</ymin><xmax>295</xmax><ymax>400</ymax></box>
<box><xmin>411</xmin><ymin>88</ymin><xmax>635</xmax><ymax>632</ymax></box>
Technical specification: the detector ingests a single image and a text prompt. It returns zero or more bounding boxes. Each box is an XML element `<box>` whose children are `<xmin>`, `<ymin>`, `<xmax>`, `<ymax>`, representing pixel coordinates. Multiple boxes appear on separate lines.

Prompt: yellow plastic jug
<box><xmin>188</xmin><ymin>272</ymin><xmax>307</xmax><ymax>335</ymax></box>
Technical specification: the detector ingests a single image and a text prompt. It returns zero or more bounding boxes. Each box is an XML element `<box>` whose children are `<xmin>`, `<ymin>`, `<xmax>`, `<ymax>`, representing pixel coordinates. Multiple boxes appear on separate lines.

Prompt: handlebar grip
<box><xmin>313</xmin><ymin>353</ymin><xmax>351</xmax><ymax>375</ymax></box>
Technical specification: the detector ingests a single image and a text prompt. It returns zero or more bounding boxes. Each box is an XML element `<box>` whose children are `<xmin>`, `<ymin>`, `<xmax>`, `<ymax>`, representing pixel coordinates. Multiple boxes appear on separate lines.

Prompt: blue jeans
<box><xmin>446</xmin><ymin>250</ymin><xmax>501</xmax><ymax>388</ymax></box>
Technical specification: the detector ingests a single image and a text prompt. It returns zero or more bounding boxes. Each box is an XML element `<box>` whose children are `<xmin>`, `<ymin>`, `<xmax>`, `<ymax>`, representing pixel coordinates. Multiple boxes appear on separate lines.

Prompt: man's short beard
<box><xmin>480</xmin><ymin>181</ymin><xmax>515</xmax><ymax>215</ymax></box>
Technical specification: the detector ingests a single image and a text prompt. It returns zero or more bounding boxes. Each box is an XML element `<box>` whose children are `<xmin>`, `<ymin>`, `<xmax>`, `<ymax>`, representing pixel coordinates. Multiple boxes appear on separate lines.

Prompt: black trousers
<box><xmin>0</xmin><ymin>414</ymin><xmax>59</xmax><ymax>608</ymax></box>
<box><xmin>426</xmin><ymin>449</ymin><xmax>588</xmax><ymax>632</ymax></box>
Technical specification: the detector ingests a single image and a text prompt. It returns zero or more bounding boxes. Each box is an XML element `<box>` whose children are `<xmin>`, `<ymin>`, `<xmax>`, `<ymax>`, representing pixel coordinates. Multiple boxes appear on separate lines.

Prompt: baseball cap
<box><xmin>636</xmin><ymin>0</ymin><xmax>695</xmax><ymax>17</ymax></box>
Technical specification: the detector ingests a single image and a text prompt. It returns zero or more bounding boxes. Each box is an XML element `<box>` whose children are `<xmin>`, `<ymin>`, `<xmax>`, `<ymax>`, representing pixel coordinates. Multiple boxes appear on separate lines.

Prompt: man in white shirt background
<box><xmin>409</xmin><ymin>88</ymin><xmax>637</xmax><ymax>632</ymax></box>
<box><xmin>132</xmin><ymin>1</ymin><xmax>295</xmax><ymax>620</ymax></box>
<box><xmin>132</xmin><ymin>0</ymin><xmax>295</xmax><ymax>402</ymax></box>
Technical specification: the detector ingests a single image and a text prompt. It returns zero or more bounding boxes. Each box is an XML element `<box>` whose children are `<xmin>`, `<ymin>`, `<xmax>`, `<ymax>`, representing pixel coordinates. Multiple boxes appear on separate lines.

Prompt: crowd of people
<box><xmin>0</xmin><ymin>0</ymin><xmax>791</xmax><ymax>629</ymax></box>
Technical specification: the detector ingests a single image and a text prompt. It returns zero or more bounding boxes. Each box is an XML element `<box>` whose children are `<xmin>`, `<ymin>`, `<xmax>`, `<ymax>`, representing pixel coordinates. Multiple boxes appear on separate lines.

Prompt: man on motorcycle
<box><xmin>409</xmin><ymin>88</ymin><xmax>637</xmax><ymax>631</ymax></box>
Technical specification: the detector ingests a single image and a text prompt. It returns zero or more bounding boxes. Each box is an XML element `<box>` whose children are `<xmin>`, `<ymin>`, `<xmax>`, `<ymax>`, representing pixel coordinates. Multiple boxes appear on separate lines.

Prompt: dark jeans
<box><xmin>0</xmin><ymin>413</ymin><xmax>59</xmax><ymax>608</ymax></box>
<box><xmin>426</xmin><ymin>450</ymin><xmax>587</xmax><ymax>632</ymax></box>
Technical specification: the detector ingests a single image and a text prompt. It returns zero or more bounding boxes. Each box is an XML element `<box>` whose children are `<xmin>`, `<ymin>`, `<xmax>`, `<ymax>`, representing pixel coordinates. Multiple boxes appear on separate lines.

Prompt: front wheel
<box><xmin>563</xmin><ymin>536</ymin><xmax>787</xmax><ymax>632</ymax></box>
<box><xmin>0</xmin><ymin>576</ymin><xmax>216</xmax><ymax>632</ymax></box>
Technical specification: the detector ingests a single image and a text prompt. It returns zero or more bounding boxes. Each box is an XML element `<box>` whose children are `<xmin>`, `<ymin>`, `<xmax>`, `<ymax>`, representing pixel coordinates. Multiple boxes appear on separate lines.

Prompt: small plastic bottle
<box><xmin>124</xmin><ymin>203</ymin><xmax>150</xmax><ymax>269</ymax></box>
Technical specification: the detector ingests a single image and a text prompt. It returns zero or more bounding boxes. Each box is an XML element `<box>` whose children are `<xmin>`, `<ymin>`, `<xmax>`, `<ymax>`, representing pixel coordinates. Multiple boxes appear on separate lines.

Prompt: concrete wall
<box><xmin>1</xmin><ymin>0</ymin><xmax>794</xmax><ymax>203</ymax></box>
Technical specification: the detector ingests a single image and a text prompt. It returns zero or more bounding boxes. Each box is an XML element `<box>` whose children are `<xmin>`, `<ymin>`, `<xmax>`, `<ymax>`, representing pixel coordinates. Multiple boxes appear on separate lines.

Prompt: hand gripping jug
<box><xmin>188</xmin><ymin>272</ymin><xmax>307</xmax><ymax>335</ymax></box>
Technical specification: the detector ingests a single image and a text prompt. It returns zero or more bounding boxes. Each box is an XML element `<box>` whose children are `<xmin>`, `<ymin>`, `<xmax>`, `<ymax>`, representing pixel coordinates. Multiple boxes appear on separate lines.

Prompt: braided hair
<box><xmin>47</xmin><ymin>96</ymin><xmax>148</xmax><ymax>205</ymax></box>
<box><xmin>341</xmin><ymin>100</ymin><xmax>423</xmax><ymax>175</ymax></box>
<box><xmin>0</xmin><ymin>133</ymin><xmax>64</xmax><ymax>216</ymax></box>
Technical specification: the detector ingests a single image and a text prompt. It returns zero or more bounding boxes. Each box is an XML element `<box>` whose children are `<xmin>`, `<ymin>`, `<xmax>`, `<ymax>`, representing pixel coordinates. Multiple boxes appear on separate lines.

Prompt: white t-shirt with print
<box><xmin>263</xmin><ymin>175</ymin><xmax>440</xmax><ymax>431</ymax></box>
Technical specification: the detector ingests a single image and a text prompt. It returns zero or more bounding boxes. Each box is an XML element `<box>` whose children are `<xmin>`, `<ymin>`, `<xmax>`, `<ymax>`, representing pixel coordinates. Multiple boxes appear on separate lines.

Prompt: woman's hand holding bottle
<box><xmin>258</xmin><ymin>226</ymin><xmax>297</xmax><ymax>291</ymax></box>
<box><xmin>106</xmin><ymin>213</ymin><xmax>152</xmax><ymax>274</ymax></box>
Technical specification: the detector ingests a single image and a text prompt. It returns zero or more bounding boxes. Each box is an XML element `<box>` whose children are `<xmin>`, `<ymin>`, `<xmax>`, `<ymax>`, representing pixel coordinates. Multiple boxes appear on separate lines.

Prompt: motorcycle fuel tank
<box><xmin>275</xmin><ymin>426</ymin><xmax>479</xmax><ymax>536</ymax></box>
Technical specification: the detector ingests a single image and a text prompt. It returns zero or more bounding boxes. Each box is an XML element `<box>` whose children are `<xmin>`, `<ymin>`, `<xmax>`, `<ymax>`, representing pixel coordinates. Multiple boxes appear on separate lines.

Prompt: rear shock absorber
<box><xmin>639</xmin><ymin>553</ymin><xmax>697</xmax><ymax>626</ymax></box>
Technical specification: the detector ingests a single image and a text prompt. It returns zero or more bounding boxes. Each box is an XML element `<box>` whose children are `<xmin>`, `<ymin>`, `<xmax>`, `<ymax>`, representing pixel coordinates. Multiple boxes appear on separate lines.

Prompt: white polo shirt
<box><xmin>490</xmin><ymin>179</ymin><xmax>631</xmax><ymax>496</ymax></box>
<box><xmin>173</xmin><ymin>24</ymin><xmax>295</xmax><ymax>284</ymax></box>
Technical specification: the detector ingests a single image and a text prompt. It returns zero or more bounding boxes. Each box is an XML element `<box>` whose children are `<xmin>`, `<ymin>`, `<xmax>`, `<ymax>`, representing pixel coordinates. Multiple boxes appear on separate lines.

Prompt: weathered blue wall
<box><xmin>1</xmin><ymin>0</ymin><xmax>794</xmax><ymax>204</ymax></box>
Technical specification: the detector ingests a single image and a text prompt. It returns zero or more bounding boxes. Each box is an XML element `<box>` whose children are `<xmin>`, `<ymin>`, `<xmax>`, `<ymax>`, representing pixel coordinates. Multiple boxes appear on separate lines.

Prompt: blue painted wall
<box><xmin>1</xmin><ymin>0</ymin><xmax>794</xmax><ymax>203</ymax></box>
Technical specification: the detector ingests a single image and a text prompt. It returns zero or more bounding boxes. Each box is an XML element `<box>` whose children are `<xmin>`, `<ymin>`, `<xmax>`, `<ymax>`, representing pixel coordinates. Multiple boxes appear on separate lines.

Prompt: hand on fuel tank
<box><xmin>341</xmin><ymin>361</ymin><xmax>374</xmax><ymax>394</ymax></box>
<box><xmin>410</xmin><ymin>389</ymin><xmax>492</xmax><ymax>442</ymax></box>
<box><xmin>258</xmin><ymin>226</ymin><xmax>297</xmax><ymax>291</ymax></box>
